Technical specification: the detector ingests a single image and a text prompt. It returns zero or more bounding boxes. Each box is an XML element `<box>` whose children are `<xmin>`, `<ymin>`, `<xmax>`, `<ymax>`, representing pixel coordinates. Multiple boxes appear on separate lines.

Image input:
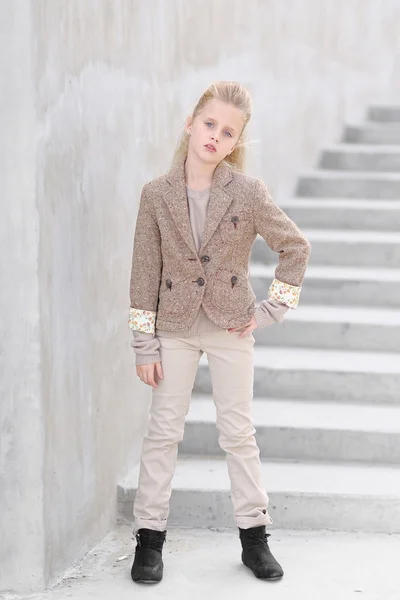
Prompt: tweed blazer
<box><xmin>129</xmin><ymin>155</ymin><xmax>311</xmax><ymax>334</ymax></box>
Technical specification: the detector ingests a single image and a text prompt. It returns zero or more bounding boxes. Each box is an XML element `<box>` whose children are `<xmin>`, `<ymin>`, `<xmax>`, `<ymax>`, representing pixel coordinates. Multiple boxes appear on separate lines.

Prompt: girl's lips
<box><xmin>204</xmin><ymin>144</ymin><xmax>216</xmax><ymax>152</ymax></box>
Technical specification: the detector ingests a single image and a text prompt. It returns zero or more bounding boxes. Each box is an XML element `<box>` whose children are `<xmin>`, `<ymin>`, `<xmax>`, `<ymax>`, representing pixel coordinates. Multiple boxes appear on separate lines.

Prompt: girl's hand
<box><xmin>227</xmin><ymin>314</ymin><xmax>258</xmax><ymax>339</ymax></box>
<box><xmin>136</xmin><ymin>361</ymin><xmax>164</xmax><ymax>388</ymax></box>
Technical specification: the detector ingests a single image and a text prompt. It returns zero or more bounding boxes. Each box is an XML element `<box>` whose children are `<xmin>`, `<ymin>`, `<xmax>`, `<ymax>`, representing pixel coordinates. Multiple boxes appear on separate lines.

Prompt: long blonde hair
<box><xmin>172</xmin><ymin>80</ymin><xmax>252</xmax><ymax>173</ymax></box>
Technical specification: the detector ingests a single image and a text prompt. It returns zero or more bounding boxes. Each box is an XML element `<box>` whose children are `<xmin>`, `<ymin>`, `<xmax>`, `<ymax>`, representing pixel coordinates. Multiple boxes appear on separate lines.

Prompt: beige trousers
<box><xmin>133</xmin><ymin>329</ymin><xmax>273</xmax><ymax>534</ymax></box>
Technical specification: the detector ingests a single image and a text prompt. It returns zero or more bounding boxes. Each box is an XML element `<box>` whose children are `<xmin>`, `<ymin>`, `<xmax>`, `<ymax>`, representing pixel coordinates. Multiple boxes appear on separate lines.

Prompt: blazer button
<box><xmin>196</xmin><ymin>277</ymin><xmax>205</xmax><ymax>286</ymax></box>
<box><xmin>231</xmin><ymin>275</ymin><xmax>238</xmax><ymax>284</ymax></box>
<box><xmin>166</xmin><ymin>278</ymin><xmax>172</xmax><ymax>289</ymax></box>
<box><xmin>231</xmin><ymin>216</ymin><xmax>239</xmax><ymax>223</ymax></box>
<box><xmin>200</xmin><ymin>255</ymin><xmax>210</xmax><ymax>263</ymax></box>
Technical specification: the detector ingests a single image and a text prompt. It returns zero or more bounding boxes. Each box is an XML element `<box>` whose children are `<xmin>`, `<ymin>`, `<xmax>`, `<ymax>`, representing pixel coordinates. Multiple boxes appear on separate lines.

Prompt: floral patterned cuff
<box><xmin>267</xmin><ymin>278</ymin><xmax>301</xmax><ymax>309</ymax></box>
<box><xmin>128</xmin><ymin>307</ymin><xmax>157</xmax><ymax>334</ymax></box>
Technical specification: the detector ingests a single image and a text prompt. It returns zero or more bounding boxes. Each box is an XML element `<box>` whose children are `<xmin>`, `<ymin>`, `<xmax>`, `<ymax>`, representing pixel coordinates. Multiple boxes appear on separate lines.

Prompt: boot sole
<box><xmin>255</xmin><ymin>573</ymin><xmax>283</xmax><ymax>581</ymax></box>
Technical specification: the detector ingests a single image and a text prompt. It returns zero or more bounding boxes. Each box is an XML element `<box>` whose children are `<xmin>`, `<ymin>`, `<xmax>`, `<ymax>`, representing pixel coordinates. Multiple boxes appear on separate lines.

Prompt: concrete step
<box><xmin>181</xmin><ymin>397</ymin><xmax>400</xmax><ymax>464</ymax></box>
<box><xmin>256</xmin><ymin>304</ymin><xmax>400</xmax><ymax>353</ymax></box>
<box><xmin>278</xmin><ymin>198</ymin><xmax>400</xmax><ymax>231</ymax></box>
<box><xmin>118</xmin><ymin>456</ymin><xmax>400</xmax><ymax>532</ymax></box>
<box><xmin>344</xmin><ymin>122</ymin><xmax>400</xmax><ymax>145</ymax></box>
<box><xmin>368</xmin><ymin>105</ymin><xmax>400</xmax><ymax>123</ymax></box>
<box><xmin>296</xmin><ymin>170</ymin><xmax>400</xmax><ymax>198</ymax></box>
<box><xmin>319</xmin><ymin>144</ymin><xmax>400</xmax><ymax>171</ymax></box>
<box><xmin>194</xmin><ymin>346</ymin><xmax>400</xmax><ymax>404</ymax></box>
<box><xmin>250</xmin><ymin>263</ymin><xmax>400</xmax><ymax>308</ymax></box>
<box><xmin>252</xmin><ymin>230</ymin><xmax>400</xmax><ymax>268</ymax></box>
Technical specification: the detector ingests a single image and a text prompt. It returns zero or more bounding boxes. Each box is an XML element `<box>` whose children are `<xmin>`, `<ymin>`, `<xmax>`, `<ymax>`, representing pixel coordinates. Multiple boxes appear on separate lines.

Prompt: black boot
<box><xmin>131</xmin><ymin>528</ymin><xmax>167</xmax><ymax>584</ymax></box>
<box><xmin>239</xmin><ymin>525</ymin><xmax>284</xmax><ymax>580</ymax></box>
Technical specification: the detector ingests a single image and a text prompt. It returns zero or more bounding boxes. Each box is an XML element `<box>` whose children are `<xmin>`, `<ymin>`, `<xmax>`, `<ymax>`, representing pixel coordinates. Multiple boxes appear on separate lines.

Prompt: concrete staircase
<box><xmin>118</xmin><ymin>105</ymin><xmax>400</xmax><ymax>533</ymax></box>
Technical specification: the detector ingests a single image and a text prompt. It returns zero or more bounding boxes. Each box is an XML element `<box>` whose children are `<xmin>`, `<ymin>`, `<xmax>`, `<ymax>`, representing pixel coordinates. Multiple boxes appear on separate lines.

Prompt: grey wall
<box><xmin>1</xmin><ymin>0</ymin><xmax>152</xmax><ymax>593</ymax></box>
<box><xmin>0</xmin><ymin>1</ymin><xmax>45</xmax><ymax>592</ymax></box>
<box><xmin>1</xmin><ymin>0</ymin><xmax>400</xmax><ymax>594</ymax></box>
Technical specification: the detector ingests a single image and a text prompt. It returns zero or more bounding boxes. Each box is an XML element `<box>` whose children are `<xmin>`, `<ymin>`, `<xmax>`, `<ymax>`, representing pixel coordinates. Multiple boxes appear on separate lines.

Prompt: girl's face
<box><xmin>185</xmin><ymin>98</ymin><xmax>245</xmax><ymax>164</ymax></box>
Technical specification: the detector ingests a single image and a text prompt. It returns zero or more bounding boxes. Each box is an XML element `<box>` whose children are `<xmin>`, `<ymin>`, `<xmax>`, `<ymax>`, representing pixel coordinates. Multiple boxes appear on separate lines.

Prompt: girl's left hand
<box><xmin>227</xmin><ymin>314</ymin><xmax>258</xmax><ymax>339</ymax></box>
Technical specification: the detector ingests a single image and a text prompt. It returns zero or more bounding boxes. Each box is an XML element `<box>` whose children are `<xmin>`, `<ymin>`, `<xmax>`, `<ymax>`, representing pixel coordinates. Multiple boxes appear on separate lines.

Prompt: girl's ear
<box><xmin>185</xmin><ymin>116</ymin><xmax>192</xmax><ymax>136</ymax></box>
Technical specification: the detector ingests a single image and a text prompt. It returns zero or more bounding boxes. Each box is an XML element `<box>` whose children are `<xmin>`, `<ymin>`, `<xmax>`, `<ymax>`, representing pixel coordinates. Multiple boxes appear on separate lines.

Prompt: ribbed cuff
<box><xmin>131</xmin><ymin>330</ymin><xmax>161</xmax><ymax>365</ymax></box>
<box><xmin>254</xmin><ymin>299</ymin><xmax>290</xmax><ymax>329</ymax></box>
<box><xmin>254</xmin><ymin>306</ymin><xmax>277</xmax><ymax>328</ymax></box>
<box><xmin>135</xmin><ymin>352</ymin><xmax>160</xmax><ymax>366</ymax></box>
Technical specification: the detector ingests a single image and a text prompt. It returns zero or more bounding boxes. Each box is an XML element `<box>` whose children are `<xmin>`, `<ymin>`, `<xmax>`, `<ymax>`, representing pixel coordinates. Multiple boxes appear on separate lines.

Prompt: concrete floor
<box><xmin>11</xmin><ymin>523</ymin><xmax>399</xmax><ymax>600</ymax></box>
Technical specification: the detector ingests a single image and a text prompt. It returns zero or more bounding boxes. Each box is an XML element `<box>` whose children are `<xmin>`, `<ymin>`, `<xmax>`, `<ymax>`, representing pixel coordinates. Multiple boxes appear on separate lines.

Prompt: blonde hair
<box><xmin>172</xmin><ymin>80</ymin><xmax>252</xmax><ymax>173</ymax></box>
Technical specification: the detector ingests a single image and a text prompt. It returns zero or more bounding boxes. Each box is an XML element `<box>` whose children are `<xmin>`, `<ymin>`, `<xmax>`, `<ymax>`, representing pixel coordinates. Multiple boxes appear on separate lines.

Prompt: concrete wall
<box><xmin>1</xmin><ymin>0</ymin><xmax>152</xmax><ymax>593</ymax></box>
<box><xmin>0</xmin><ymin>1</ymin><xmax>45</xmax><ymax>592</ymax></box>
<box><xmin>32</xmin><ymin>2</ymin><xmax>152</xmax><ymax>585</ymax></box>
<box><xmin>1</xmin><ymin>0</ymin><xmax>400</xmax><ymax>594</ymax></box>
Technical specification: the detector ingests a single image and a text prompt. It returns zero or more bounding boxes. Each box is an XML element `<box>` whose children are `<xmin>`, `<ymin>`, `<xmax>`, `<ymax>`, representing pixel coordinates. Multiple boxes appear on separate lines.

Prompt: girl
<box><xmin>128</xmin><ymin>80</ymin><xmax>311</xmax><ymax>584</ymax></box>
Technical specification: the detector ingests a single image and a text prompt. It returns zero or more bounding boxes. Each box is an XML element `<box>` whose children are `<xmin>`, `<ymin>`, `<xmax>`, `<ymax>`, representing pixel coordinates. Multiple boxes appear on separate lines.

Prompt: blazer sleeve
<box><xmin>253</xmin><ymin>178</ymin><xmax>312</xmax><ymax>309</ymax></box>
<box><xmin>128</xmin><ymin>183</ymin><xmax>162</xmax><ymax>334</ymax></box>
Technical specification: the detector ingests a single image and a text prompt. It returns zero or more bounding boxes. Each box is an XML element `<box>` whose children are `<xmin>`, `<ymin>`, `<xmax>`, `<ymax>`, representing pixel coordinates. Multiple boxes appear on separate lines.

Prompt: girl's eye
<box><xmin>205</xmin><ymin>122</ymin><xmax>232</xmax><ymax>137</ymax></box>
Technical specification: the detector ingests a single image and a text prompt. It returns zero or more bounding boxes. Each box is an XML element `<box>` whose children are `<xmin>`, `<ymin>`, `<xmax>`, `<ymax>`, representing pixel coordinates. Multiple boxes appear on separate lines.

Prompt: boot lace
<box><xmin>135</xmin><ymin>531</ymin><xmax>166</xmax><ymax>551</ymax></box>
<box><xmin>245</xmin><ymin>532</ymin><xmax>271</xmax><ymax>550</ymax></box>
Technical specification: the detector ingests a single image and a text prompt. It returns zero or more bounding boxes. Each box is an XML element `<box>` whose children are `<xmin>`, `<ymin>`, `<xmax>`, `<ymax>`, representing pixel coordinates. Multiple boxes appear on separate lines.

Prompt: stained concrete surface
<box><xmin>5</xmin><ymin>523</ymin><xmax>398</xmax><ymax>600</ymax></box>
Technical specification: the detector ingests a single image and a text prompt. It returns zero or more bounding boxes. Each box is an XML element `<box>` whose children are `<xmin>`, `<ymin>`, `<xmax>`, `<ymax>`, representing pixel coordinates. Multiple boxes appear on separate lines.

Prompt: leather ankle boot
<box><xmin>239</xmin><ymin>525</ymin><xmax>284</xmax><ymax>580</ymax></box>
<box><xmin>131</xmin><ymin>528</ymin><xmax>167</xmax><ymax>584</ymax></box>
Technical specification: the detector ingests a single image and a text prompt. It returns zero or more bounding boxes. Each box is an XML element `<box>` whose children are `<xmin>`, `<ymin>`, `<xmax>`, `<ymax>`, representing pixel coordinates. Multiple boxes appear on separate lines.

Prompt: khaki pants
<box><xmin>133</xmin><ymin>329</ymin><xmax>273</xmax><ymax>533</ymax></box>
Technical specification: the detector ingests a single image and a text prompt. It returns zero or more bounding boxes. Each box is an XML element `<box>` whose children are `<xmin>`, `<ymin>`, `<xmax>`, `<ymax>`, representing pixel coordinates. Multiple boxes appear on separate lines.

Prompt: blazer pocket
<box><xmin>211</xmin><ymin>269</ymin><xmax>256</xmax><ymax>312</ymax></box>
<box><xmin>158</xmin><ymin>276</ymin><xmax>194</xmax><ymax>317</ymax></box>
<box><xmin>218</xmin><ymin>210</ymin><xmax>252</xmax><ymax>244</ymax></box>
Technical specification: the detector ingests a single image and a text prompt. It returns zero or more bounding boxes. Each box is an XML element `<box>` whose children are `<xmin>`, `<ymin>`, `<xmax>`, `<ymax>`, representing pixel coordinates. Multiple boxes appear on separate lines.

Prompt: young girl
<box><xmin>128</xmin><ymin>80</ymin><xmax>311</xmax><ymax>584</ymax></box>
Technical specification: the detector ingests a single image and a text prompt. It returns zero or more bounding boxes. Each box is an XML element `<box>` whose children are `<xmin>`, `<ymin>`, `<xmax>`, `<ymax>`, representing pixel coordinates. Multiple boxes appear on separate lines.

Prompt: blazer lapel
<box><xmin>163</xmin><ymin>155</ymin><xmax>234</xmax><ymax>255</ymax></box>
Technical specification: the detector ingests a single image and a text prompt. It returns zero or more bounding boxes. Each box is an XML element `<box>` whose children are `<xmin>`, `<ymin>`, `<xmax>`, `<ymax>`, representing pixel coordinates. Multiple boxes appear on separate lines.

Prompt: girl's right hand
<box><xmin>136</xmin><ymin>361</ymin><xmax>164</xmax><ymax>388</ymax></box>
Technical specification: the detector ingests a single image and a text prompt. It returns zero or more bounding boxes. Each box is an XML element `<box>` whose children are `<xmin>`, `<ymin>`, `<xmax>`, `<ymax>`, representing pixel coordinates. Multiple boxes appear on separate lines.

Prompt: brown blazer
<box><xmin>129</xmin><ymin>155</ymin><xmax>311</xmax><ymax>334</ymax></box>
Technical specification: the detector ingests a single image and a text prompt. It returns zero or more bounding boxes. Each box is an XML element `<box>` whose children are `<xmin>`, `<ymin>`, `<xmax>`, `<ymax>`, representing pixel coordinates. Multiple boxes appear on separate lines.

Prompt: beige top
<box><xmin>132</xmin><ymin>185</ymin><xmax>289</xmax><ymax>365</ymax></box>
